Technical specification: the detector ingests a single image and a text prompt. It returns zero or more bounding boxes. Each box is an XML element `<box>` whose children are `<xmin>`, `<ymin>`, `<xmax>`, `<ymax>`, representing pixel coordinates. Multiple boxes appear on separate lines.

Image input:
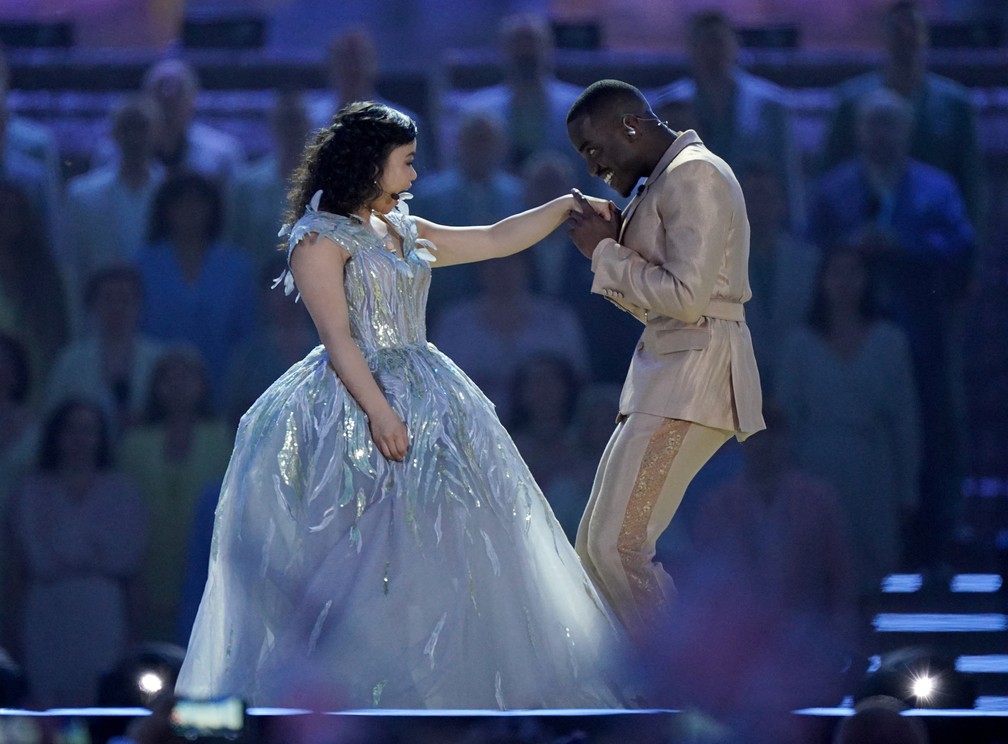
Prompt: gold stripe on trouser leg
<box><xmin>616</xmin><ymin>418</ymin><xmax>691</xmax><ymax>631</ymax></box>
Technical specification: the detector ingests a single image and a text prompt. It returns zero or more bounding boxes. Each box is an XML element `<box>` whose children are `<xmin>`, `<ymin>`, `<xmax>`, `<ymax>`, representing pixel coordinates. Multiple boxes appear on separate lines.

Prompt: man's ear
<box><xmin>621</xmin><ymin>114</ymin><xmax>639</xmax><ymax>138</ymax></box>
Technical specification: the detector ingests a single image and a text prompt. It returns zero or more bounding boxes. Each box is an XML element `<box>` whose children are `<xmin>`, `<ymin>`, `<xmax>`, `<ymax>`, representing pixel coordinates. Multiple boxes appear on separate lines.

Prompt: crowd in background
<box><xmin>0</xmin><ymin>1</ymin><xmax>999</xmax><ymax>738</ymax></box>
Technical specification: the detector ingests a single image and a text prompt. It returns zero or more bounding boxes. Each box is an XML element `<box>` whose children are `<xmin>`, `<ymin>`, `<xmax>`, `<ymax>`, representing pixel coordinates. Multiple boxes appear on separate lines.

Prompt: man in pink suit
<box><xmin>566</xmin><ymin>80</ymin><xmax>764</xmax><ymax>641</ymax></box>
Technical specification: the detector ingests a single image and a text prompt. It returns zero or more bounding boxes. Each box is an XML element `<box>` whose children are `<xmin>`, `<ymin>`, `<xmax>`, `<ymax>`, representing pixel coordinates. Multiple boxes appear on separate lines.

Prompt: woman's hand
<box><xmin>369</xmin><ymin>407</ymin><xmax>409</xmax><ymax>461</ymax></box>
<box><xmin>571</xmin><ymin>189</ymin><xmax>620</xmax><ymax>223</ymax></box>
<box><xmin>567</xmin><ymin>189</ymin><xmax>621</xmax><ymax>259</ymax></box>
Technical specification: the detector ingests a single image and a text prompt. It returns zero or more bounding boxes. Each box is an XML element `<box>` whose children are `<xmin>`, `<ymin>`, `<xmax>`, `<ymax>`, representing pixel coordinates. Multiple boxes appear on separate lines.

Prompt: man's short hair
<box><xmin>566</xmin><ymin>79</ymin><xmax>648</xmax><ymax>125</ymax></box>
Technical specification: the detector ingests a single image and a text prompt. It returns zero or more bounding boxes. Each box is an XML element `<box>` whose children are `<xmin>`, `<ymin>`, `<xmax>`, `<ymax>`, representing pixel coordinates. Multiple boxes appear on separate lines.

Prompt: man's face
<box><xmin>567</xmin><ymin>113</ymin><xmax>637</xmax><ymax>197</ymax></box>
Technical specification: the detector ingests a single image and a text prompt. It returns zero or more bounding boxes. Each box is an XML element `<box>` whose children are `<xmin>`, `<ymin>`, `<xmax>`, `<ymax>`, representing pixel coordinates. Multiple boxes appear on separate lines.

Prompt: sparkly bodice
<box><xmin>280</xmin><ymin>201</ymin><xmax>434</xmax><ymax>356</ymax></box>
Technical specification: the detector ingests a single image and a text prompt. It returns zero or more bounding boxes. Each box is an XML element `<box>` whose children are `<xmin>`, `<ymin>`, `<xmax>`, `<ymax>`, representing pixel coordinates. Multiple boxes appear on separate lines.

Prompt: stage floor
<box><xmin>3</xmin><ymin>705</ymin><xmax>1008</xmax><ymax>744</ymax></box>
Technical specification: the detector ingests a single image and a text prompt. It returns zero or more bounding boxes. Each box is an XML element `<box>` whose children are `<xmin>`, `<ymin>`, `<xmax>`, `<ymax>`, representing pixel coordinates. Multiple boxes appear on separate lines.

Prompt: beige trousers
<box><xmin>576</xmin><ymin>413</ymin><xmax>731</xmax><ymax>640</ymax></box>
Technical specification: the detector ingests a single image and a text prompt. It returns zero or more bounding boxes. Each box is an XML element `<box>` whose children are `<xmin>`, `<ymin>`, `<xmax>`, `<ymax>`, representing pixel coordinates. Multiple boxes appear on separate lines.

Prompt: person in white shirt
<box><xmin>62</xmin><ymin>96</ymin><xmax>164</xmax><ymax>322</ymax></box>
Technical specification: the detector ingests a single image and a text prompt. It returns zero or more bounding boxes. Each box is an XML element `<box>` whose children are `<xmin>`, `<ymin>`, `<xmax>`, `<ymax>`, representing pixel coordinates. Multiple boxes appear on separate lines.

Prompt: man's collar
<box><xmin>643</xmin><ymin>129</ymin><xmax>702</xmax><ymax>187</ymax></box>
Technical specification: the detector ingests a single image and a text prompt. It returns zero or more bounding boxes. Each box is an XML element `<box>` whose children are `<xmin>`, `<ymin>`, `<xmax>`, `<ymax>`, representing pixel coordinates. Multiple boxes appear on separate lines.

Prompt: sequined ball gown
<box><xmin>175</xmin><ymin>195</ymin><xmax>627</xmax><ymax>710</ymax></box>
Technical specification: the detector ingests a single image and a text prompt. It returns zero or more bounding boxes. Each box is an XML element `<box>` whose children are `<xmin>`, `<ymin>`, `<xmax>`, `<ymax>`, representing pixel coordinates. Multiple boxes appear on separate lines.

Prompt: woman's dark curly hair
<box><xmin>284</xmin><ymin>101</ymin><xmax>417</xmax><ymax>226</ymax></box>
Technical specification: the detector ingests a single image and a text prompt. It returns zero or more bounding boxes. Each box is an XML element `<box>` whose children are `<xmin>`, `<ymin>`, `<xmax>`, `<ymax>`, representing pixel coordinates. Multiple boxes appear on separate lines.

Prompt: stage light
<box><xmin>138</xmin><ymin>671</ymin><xmax>165</xmax><ymax>696</ymax></box>
<box><xmin>910</xmin><ymin>673</ymin><xmax>935</xmax><ymax>701</ymax></box>
<box><xmin>855</xmin><ymin>647</ymin><xmax>977</xmax><ymax>710</ymax></box>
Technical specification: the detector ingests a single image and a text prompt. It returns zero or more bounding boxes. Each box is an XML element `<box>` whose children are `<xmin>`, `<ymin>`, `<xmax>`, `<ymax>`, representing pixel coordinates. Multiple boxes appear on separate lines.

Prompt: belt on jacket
<box><xmin>703</xmin><ymin>299</ymin><xmax>745</xmax><ymax>322</ymax></box>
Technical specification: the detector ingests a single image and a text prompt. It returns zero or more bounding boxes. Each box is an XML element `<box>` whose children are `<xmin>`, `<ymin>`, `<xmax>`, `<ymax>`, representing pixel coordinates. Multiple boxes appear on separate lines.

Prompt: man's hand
<box><xmin>567</xmin><ymin>189</ymin><xmax>620</xmax><ymax>260</ymax></box>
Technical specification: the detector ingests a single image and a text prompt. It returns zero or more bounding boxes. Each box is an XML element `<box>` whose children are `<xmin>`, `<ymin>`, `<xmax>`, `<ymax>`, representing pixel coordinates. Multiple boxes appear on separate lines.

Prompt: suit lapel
<box><xmin>617</xmin><ymin>130</ymin><xmax>702</xmax><ymax>243</ymax></box>
<box><xmin>619</xmin><ymin>189</ymin><xmax>646</xmax><ymax>242</ymax></box>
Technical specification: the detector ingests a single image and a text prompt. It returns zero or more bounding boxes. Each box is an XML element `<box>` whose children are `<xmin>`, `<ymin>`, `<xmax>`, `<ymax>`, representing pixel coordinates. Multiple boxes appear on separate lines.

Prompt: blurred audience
<box><xmin>305</xmin><ymin>28</ymin><xmax>433</xmax><ymax>169</ymax></box>
<box><xmin>61</xmin><ymin>95</ymin><xmax>163</xmax><ymax>322</ymax></box>
<box><xmin>440</xmin><ymin>14</ymin><xmax>582</xmax><ymax>175</ymax></box>
<box><xmin>177</xmin><ymin>478</ymin><xmax>221</xmax><ymax>646</ymax></box>
<box><xmin>136</xmin><ymin>171</ymin><xmax>258</xmax><ymax>408</ymax></box>
<box><xmin>808</xmin><ymin>88</ymin><xmax>974</xmax><ymax>571</ymax></box>
<box><xmin>5</xmin><ymin>399</ymin><xmax>147</xmax><ymax>706</ymax></box>
<box><xmin>119</xmin><ymin>347</ymin><xmax>233</xmax><ymax>644</ymax></box>
<box><xmin>0</xmin><ymin>44</ymin><xmax>61</xmax><ymax>242</ymax></box>
<box><xmin>93</xmin><ymin>58</ymin><xmax>245</xmax><ymax>188</ymax></box>
<box><xmin>45</xmin><ymin>265</ymin><xmax>165</xmax><ymax>435</ymax></box>
<box><xmin>228</xmin><ymin>91</ymin><xmax>312</xmax><ymax>272</ymax></box>
<box><xmin>650</xmin><ymin>10</ymin><xmax>805</xmax><ymax>230</ymax></box>
<box><xmin>821</xmin><ymin>0</ymin><xmax>984</xmax><ymax>231</ymax></box>
<box><xmin>0</xmin><ymin>335</ymin><xmax>38</xmax><ymax>654</ymax></box>
<box><xmin>776</xmin><ymin>247</ymin><xmax>920</xmax><ymax>606</ymax></box>
<box><xmin>521</xmin><ymin>150</ymin><xmax>639</xmax><ymax>384</ymax></box>
<box><xmin>520</xmin><ymin>151</ymin><xmax>582</xmax><ymax>299</ymax></box>
<box><xmin>683</xmin><ymin>405</ymin><xmax>857</xmax><ymax>742</ymax></box>
<box><xmin>411</xmin><ymin>112</ymin><xmax>524</xmax><ymax>323</ymax></box>
<box><xmin>537</xmin><ymin>381</ymin><xmax>622</xmax><ymax>543</ymax></box>
<box><xmin>431</xmin><ymin>250</ymin><xmax>589</xmax><ymax>424</ymax></box>
<box><xmin>508</xmin><ymin>353</ymin><xmax>585</xmax><ymax>537</ymax></box>
<box><xmin>223</xmin><ymin>257</ymin><xmax>318</xmax><ymax>424</ymax></box>
<box><xmin>0</xmin><ymin>181</ymin><xmax>70</xmax><ymax>400</ymax></box>
<box><xmin>740</xmin><ymin>161</ymin><xmax>821</xmax><ymax>393</ymax></box>
<box><xmin>0</xmin><ymin>335</ymin><xmax>37</xmax><ymax>501</ymax></box>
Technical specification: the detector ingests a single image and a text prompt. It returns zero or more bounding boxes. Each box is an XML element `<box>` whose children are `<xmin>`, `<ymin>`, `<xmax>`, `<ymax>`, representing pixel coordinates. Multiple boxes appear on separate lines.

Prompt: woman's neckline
<box><xmin>349</xmin><ymin>210</ymin><xmax>406</xmax><ymax>260</ymax></box>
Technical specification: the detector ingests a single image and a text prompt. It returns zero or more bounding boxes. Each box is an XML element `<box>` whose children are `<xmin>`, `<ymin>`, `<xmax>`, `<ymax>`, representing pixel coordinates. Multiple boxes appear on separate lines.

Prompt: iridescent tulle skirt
<box><xmin>176</xmin><ymin>343</ymin><xmax>628</xmax><ymax>709</ymax></box>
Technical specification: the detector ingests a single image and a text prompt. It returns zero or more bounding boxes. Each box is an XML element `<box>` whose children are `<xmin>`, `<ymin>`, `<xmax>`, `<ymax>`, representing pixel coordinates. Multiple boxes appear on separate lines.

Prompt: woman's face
<box><xmin>371</xmin><ymin>141</ymin><xmax>417</xmax><ymax>214</ymax></box>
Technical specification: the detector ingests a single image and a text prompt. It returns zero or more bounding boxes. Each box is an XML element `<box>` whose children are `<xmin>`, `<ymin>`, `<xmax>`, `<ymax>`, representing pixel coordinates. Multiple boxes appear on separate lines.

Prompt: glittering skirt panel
<box><xmin>175</xmin><ymin>343</ymin><xmax>625</xmax><ymax>709</ymax></box>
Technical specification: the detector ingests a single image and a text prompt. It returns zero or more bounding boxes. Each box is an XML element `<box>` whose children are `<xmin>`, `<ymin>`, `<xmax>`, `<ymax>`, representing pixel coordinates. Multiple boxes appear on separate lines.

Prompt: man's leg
<box><xmin>576</xmin><ymin>417</ymin><xmax>625</xmax><ymax>598</ymax></box>
<box><xmin>579</xmin><ymin>413</ymin><xmax>731</xmax><ymax>639</ymax></box>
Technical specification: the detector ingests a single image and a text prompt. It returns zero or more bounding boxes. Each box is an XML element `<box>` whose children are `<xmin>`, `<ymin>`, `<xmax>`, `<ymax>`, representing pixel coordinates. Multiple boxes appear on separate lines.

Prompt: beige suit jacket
<box><xmin>590</xmin><ymin>130</ymin><xmax>765</xmax><ymax>438</ymax></box>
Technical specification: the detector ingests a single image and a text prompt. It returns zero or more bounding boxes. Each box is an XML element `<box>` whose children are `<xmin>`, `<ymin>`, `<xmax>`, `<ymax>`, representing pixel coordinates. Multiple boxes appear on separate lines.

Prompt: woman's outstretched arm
<box><xmin>414</xmin><ymin>191</ymin><xmax>615</xmax><ymax>267</ymax></box>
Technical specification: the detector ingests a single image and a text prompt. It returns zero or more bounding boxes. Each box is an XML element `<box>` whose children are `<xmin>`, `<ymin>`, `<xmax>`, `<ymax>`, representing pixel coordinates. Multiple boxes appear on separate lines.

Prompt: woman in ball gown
<box><xmin>175</xmin><ymin>102</ymin><xmax>629</xmax><ymax>710</ymax></box>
